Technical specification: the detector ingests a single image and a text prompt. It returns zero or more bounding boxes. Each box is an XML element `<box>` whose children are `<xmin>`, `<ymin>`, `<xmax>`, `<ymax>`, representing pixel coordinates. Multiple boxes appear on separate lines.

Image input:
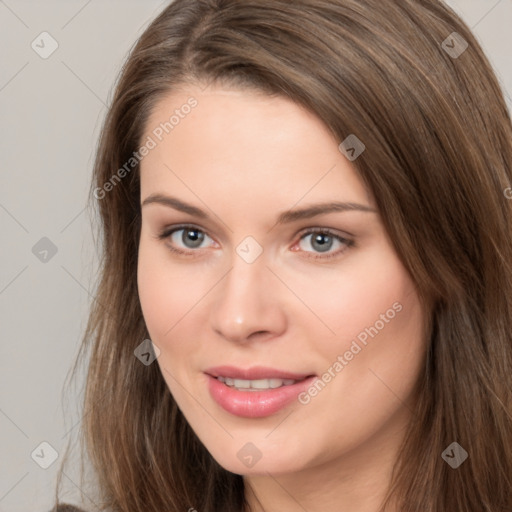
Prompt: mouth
<box><xmin>204</xmin><ymin>366</ymin><xmax>317</xmax><ymax>418</ymax></box>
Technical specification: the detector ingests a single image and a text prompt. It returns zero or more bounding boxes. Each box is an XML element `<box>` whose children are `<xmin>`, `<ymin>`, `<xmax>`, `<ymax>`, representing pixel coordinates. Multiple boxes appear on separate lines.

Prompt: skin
<box><xmin>137</xmin><ymin>83</ymin><xmax>428</xmax><ymax>512</ymax></box>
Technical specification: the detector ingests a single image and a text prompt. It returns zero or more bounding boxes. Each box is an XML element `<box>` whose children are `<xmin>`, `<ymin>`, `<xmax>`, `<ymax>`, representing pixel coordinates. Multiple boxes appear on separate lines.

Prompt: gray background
<box><xmin>0</xmin><ymin>1</ymin><xmax>510</xmax><ymax>510</ymax></box>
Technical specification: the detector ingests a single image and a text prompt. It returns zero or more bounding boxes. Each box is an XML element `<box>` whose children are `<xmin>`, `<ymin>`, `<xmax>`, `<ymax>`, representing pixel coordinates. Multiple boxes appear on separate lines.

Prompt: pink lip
<box><xmin>204</xmin><ymin>366</ymin><xmax>316</xmax><ymax>418</ymax></box>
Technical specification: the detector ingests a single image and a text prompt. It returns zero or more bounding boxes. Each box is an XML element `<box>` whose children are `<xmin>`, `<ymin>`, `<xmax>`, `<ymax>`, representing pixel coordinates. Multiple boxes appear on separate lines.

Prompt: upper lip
<box><xmin>205</xmin><ymin>365</ymin><xmax>314</xmax><ymax>380</ymax></box>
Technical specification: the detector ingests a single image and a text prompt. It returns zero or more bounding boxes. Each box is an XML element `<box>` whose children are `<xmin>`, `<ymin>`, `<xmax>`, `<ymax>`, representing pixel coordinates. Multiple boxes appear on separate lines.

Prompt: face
<box><xmin>137</xmin><ymin>84</ymin><xmax>427</xmax><ymax>477</ymax></box>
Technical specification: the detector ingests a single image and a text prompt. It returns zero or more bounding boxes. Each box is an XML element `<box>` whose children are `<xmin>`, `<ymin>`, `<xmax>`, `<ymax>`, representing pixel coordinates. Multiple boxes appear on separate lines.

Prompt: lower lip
<box><xmin>206</xmin><ymin>374</ymin><xmax>317</xmax><ymax>418</ymax></box>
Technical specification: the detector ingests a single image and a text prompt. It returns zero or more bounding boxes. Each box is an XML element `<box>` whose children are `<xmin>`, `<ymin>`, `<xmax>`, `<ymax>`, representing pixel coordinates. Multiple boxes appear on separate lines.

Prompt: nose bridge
<box><xmin>210</xmin><ymin>245</ymin><xmax>286</xmax><ymax>342</ymax></box>
<box><xmin>219</xmin><ymin>251</ymin><xmax>268</xmax><ymax>318</ymax></box>
<box><xmin>223</xmin><ymin>255</ymin><xmax>262</xmax><ymax>306</ymax></box>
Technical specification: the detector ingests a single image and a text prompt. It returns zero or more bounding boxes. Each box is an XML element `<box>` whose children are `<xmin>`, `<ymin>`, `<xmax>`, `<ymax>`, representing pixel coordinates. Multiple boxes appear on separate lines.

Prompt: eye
<box><xmin>157</xmin><ymin>225</ymin><xmax>215</xmax><ymax>254</ymax></box>
<box><xmin>156</xmin><ymin>225</ymin><xmax>354</xmax><ymax>260</ymax></box>
<box><xmin>295</xmin><ymin>228</ymin><xmax>353</xmax><ymax>259</ymax></box>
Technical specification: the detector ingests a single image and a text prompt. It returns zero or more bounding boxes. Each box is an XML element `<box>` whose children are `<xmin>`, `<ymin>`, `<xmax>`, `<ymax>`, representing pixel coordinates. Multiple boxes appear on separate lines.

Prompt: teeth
<box><xmin>217</xmin><ymin>376</ymin><xmax>298</xmax><ymax>391</ymax></box>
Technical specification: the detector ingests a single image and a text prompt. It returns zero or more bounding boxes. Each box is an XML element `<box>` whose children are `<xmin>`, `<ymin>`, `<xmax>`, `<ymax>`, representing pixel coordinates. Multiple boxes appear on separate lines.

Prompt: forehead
<box><xmin>139</xmin><ymin>85</ymin><xmax>373</xmax><ymax>209</ymax></box>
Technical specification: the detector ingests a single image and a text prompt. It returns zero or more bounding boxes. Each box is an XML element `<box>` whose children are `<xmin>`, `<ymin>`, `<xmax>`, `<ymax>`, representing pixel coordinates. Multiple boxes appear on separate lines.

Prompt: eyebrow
<box><xmin>141</xmin><ymin>193</ymin><xmax>377</xmax><ymax>224</ymax></box>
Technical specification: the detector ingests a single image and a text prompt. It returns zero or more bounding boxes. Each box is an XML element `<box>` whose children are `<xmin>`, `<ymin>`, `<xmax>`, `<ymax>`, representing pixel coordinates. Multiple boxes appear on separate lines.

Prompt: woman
<box><xmin>52</xmin><ymin>0</ymin><xmax>512</xmax><ymax>511</ymax></box>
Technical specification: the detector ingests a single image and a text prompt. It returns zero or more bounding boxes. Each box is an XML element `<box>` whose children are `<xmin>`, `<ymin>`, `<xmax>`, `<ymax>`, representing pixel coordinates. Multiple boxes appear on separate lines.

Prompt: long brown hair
<box><xmin>52</xmin><ymin>1</ymin><xmax>512</xmax><ymax>510</ymax></box>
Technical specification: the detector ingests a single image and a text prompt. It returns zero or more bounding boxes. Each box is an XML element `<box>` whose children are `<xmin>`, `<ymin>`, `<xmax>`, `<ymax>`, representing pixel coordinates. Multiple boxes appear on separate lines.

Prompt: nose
<box><xmin>209</xmin><ymin>251</ymin><xmax>287</xmax><ymax>344</ymax></box>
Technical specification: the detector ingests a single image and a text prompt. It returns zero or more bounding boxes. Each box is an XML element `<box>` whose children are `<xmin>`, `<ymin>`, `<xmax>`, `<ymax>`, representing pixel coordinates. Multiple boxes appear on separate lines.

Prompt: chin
<box><xmin>204</xmin><ymin>440</ymin><xmax>313</xmax><ymax>476</ymax></box>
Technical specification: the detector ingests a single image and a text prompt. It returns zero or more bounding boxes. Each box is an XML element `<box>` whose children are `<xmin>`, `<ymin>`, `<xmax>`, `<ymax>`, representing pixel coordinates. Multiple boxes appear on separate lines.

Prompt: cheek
<box><xmin>137</xmin><ymin>238</ymin><xmax>206</xmax><ymax>341</ymax></box>
<box><xmin>295</xmin><ymin>259</ymin><xmax>426</xmax><ymax>453</ymax></box>
<box><xmin>289</xmin><ymin>242</ymin><xmax>413</xmax><ymax>345</ymax></box>
<box><xmin>315</xmin><ymin>257</ymin><xmax>426</xmax><ymax>412</ymax></box>
<box><xmin>294</xmin><ymin>240</ymin><xmax>427</xmax><ymax>412</ymax></box>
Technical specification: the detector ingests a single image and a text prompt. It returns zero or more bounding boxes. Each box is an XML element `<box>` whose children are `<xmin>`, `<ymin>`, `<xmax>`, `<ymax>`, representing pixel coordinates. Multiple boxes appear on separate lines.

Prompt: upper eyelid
<box><xmin>163</xmin><ymin>224</ymin><xmax>349</xmax><ymax>236</ymax></box>
<box><xmin>163</xmin><ymin>225</ymin><xmax>351</xmax><ymax>248</ymax></box>
<box><xmin>165</xmin><ymin>224</ymin><xmax>216</xmax><ymax>241</ymax></box>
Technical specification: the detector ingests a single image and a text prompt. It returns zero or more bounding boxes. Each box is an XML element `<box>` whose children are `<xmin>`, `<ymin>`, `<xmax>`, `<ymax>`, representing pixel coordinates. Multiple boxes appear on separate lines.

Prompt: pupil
<box><xmin>312</xmin><ymin>233</ymin><xmax>332</xmax><ymax>252</ymax></box>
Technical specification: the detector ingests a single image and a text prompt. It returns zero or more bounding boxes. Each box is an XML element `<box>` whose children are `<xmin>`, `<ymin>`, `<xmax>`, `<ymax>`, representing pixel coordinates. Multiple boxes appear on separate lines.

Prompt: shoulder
<box><xmin>48</xmin><ymin>505</ymin><xmax>87</xmax><ymax>512</ymax></box>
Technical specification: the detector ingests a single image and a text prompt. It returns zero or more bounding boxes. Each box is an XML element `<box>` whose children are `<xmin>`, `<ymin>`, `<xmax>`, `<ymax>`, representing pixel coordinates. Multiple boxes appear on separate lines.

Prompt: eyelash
<box><xmin>156</xmin><ymin>224</ymin><xmax>355</xmax><ymax>261</ymax></box>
